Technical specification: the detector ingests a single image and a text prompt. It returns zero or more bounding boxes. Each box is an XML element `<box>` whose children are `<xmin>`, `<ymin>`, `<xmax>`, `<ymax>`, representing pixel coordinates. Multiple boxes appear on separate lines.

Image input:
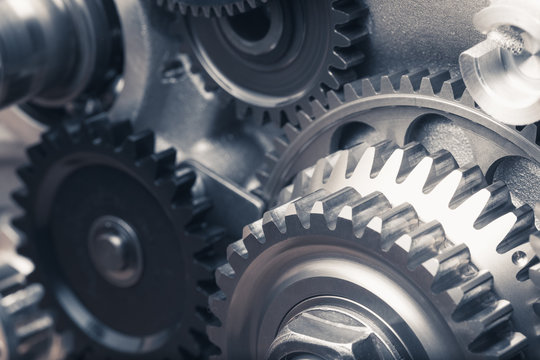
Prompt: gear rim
<box><xmin>12</xmin><ymin>116</ymin><xmax>222</xmax><ymax>358</ymax></box>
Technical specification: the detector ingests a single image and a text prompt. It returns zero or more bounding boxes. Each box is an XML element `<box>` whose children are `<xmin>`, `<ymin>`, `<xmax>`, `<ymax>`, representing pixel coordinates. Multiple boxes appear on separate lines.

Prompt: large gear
<box><xmin>11</xmin><ymin>116</ymin><xmax>227</xmax><ymax>359</ymax></box>
<box><xmin>157</xmin><ymin>0</ymin><xmax>268</xmax><ymax>17</ymax></box>
<box><xmin>209</xmin><ymin>142</ymin><xmax>539</xmax><ymax>358</ymax></box>
<box><xmin>0</xmin><ymin>262</ymin><xmax>54</xmax><ymax>359</ymax></box>
<box><xmin>179</xmin><ymin>0</ymin><xmax>369</xmax><ymax>125</ymax></box>
<box><xmin>257</xmin><ymin>69</ymin><xmax>540</xmax><ymax>212</ymax></box>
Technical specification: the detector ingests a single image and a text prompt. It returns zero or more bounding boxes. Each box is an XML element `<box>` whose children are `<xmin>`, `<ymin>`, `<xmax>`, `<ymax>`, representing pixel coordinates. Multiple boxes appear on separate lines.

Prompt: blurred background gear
<box><xmin>210</xmin><ymin>142</ymin><xmax>538</xmax><ymax>359</ymax></box>
<box><xmin>11</xmin><ymin>117</ymin><xmax>226</xmax><ymax>359</ymax></box>
<box><xmin>0</xmin><ymin>0</ymin><xmax>123</xmax><ymax>124</ymax></box>
<box><xmin>460</xmin><ymin>0</ymin><xmax>540</xmax><ymax>126</ymax></box>
<box><xmin>179</xmin><ymin>0</ymin><xmax>370</xmax><ymax>125</ymax></box>
<box><xmin>157</xmin><ymin>0</ymin><xmax>268</xmax><ymax>17</ymax></box>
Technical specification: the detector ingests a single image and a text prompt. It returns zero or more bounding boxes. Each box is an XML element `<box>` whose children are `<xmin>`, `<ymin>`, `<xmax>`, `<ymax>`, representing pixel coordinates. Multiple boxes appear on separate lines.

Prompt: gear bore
<box><xmin>11</xmin><ymin>117</ymin><xmax>226</xmax><ymax>359</ymax></box>
<box><xmin>179</xmin><ymin>0</ymin><xmax>370</xmax><ymax>125</ymax></box>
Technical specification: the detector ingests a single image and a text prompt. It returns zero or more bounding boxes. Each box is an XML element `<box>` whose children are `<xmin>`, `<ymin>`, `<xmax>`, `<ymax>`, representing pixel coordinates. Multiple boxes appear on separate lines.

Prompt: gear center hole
<box><xmin>227</xmin><ymin>6</ymin><xmax>272</xmax><ymax>42</ymax></box>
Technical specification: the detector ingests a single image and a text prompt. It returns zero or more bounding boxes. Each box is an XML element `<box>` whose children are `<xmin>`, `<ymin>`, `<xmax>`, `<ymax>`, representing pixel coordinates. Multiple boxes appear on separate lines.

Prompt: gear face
<box><xmin>157</xmin><ymin>0</ymin><xmax>268</xmax><ymax>17</ymax></box>
<box><xmin>257</xmin><ymin>69</ymin><xmax>540</xmax><ymax>212</ymax></box>
<box><xmin>11</xmin><ymin>116</ymin><xmax>226</xmax><ymax>359</ymax></box>
<box><xmin>210</xmin><ymin>142</ymin><xmax>539</xmax><ymax>359</ymax></box>
<box><xmin>180</xmin><ymin>0</ymin><xmax>369</xmax><ymax>125</ymax></box>
<box><xmin>0</xmin><ymin>263</ymin><xmax>54</xmax><ymax>360</ymax></box>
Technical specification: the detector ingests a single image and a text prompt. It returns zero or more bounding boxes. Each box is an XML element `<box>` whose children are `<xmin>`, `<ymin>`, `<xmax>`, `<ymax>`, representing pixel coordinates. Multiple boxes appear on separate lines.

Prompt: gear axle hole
<box><xmin>512</xmin><ymin>251</ymin><xmax>528</xmax><ymax>266</ymax></box>
<box><xmin>227</xmin><ymin>6</ymin><xmax>272</xmax><ymax>42</ymax></box>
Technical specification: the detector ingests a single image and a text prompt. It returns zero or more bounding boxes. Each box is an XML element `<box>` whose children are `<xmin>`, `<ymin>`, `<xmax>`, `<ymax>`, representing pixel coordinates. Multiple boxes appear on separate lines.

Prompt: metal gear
<box><xmin>156</xmin><ymin>0</ymin><xmax>268</xmax><ymax>17</ymax></box>
<box><xmin>256</xmin><ymin>69</ymin><xmax>540</xmax><ymax>214</ymax></box>
<box><xmin>0</xmin><ymin>262</ymin><xmax>54</xmax><ymax>360</ymax></box>
<box><xmin>209</xmin><ymin>142</ymin><xmax>538</xmax><ymax>359</ymax></box>
<box><xmin>11</xmin><ymin>116</ymin><xmax>227</xmax><ymax>359</ymax></box>
<box><xmin>179</xmin><ymin>0</ymin><xmax>369</xmax><ymax>125</ymax></box>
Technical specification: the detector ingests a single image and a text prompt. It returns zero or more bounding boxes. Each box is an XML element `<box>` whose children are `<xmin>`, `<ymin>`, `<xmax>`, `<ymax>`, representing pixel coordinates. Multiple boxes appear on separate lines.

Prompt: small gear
<box><xmin>257</xmin><ymin>69</ymin><xmax>540</xmax><ymax>211</ymax></box>
<box><xmin>180</xmin><ymin>0</ymin><xmax>369</xmax><ymax>125</ymax></box>
<box><xmin>157</xmin><ymin>0</ymin><xmax>268</xmax><ymax>17</ymax></box>
<box><xmin>12</xmin><ymin>116</ymin><xmax>227</xmax><ymax>359</ymax></box>
<box><xmin>209</xmin><ymin>142</ymin><xmax>538</xmax><ymax>358</ymax></box>
<box><xmin>0</xmin><ymin>262</ymin><xmax>54</xmax><ymax>359</ymax></box>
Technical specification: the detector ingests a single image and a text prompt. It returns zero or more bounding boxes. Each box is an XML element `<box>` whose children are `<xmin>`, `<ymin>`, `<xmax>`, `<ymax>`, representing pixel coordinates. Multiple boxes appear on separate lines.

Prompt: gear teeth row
<box><xmin>210</xmin><ymin>180</ymin><xmax>527</xmax><ymax>357</ymax></box>
<box><xmin>0</xmin><ymin>264</ymin><xmax>53</xmax><ymax>359</ymax></box>
<box><xmin>156</xmin><ymin>0</ymin><xmax>268</xmax><ymax>17</ymax></box>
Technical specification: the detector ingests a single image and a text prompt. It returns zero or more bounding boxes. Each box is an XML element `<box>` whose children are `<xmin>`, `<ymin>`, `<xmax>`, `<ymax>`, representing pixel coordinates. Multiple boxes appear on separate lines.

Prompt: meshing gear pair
<box><xmin>209</xmin><ymin>141</ymin><xmax>540</xmax><ymax>359</ymax></box>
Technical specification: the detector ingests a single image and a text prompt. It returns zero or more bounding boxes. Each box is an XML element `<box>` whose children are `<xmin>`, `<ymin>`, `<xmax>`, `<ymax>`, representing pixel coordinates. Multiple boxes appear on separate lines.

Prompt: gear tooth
<box><xmin>423</xmin><ymin>150</ymin><xmax>459</xmax><ymax>193</ymax></box>
<box><xmin>407</xmin><ymin>221</ymin><xmax>446</xmax><ymax>269</ymax></box>
<box><xmin>496</xmin><ymin>205</ymin><xmax>535</xmax><ymax>253</ymax></box>
<box><xmin>296</xmin><ymin>110</ymin><xmax>313</xmax><ymax>130</ymax></box>
<box><xmin>419</xmin><ymin>70</ymin><xmax>451</xmax><ymax>95</ymax></box>
<box><xmin>25</xmin><ymin>144</ymin><xmax>47</xmax><ymax>165</ymax></box>
<box><xmin>283</xmin><ymin>123</ymin><xmax>300</xmax><ymax>143</ymax></box>
<box><xmin>277</xmin><ymin>184</ymin><xmax>293</xmax><ymax>205</ymax></box>
<box><xmin>311</xmin><ymin>155</ymin><xmax>339</xmax><ymax>189</ymax></box>
<box><xmin>201</xmin><ymin>6</ymin><xmax>212</xmax><ymax>17</ymax></box>
<box><xmin>474</xmin><ymin>332</ymin><xmax>528</xmax><ymax>360</ymax></box>
<box><xmin>449</xmin><ymin>165</ymin><xmax>487</xmax><ymax>209</ymax></box>
<box><xmin>380</xmin><ymin>203</ymin><xmax>419</xmax><ymax>251</ymax></box>
<box><xmin>122</xmin><ymin>130</ymin><xmax>155</xmax><ymax>161</ymax></box>
<box><xmin>310</xmin><ymin>100</ymin><xmax>327</xmax><ymax>118</ymax></box>
<box><xmin>334</xmin><ymin>25</ymin><xmax>369</xmax><ymax>47</ymax></box>
<box><xmin>225</xmin><ymin>242</ymin><xmax>248</xmax><ymax>282</ymax></box>
<box><xmin>332</xmin><ymin>0</ymin><xmax>368</xmax><ymax>23</ymax></box>
<box><xmin>380</xmin><ymin>70</ymin><xmax>408</xmax><ymax>94</ymax></box>
<box><xmin>327</xmin><ymin>150</ymin><xmax>353</xmax><ymax>183</ymax></box>
<box><xmin>431</xmin><ymin>243</ymin><xmax>472</xmax><ymax>293</ymax></box>
<box><xmin>152</xmin><ymin>148</ymin><xmax>177</xmax><ymax>180</ymax></box>
<box><xmin>289</xmin><ymin>171</ymin><xmax>314</xmax><ymax>202</ymax></box>
<box><xmin>473</xmin><ymin>182</ymin><xmax>513</xmax><ymax>229</ymax></box>
<box><xmin>15</xmin><ymin>165</ymin><xmax>34</xmax><ymax>187</ymax></box>
<box><xmin>243</xmin><ymin>232</ymin><xmax>264</xmax><ymax>259</ymax></box>
<box><xmin>452</xmin><ymin>270</ymin><xmax>494</xmax><ymax>319</ymax></box>
<box><xmin>263</xmin><ymin>152</ymin><xmax>279</xmax><ymax>170</ymax></box>
<box><xmin>208</xmin><ymin>290</ymin><xmax>228</xmax><ymax>323</ymax></box>
<box><xmin>399</xmin><ymin>69</ymin><xmax>430</xmax><ymax>92</ymax></box>
<box><xmin>318</xmin><ymin>187</ymin><xmax>363</xmax><ymax>230</ymax></box>
<box><xmin>169</xmin><ymin>168</ymin><xmax>197</xmax><ymax>207</ymax></box>
<box><xmin>326</xmin><ymin>90</ymin><xmax>344</xmax><ymax>110</ymax></box>
<box><xmin>396</xmin><ymin>142</ymin><xmax>428</xmax><ymax>183</ymax></box>
<box><xmin>290</xmin><ymin>189</ymin><xmax>328</xmax><ymax>228</ymax></box>
<box><xmin>361</xmin><ymin>78</ymin><xmax>378</xmax><ymax>96</ymax></box>
<box><xmin>272</xmin><ymin>136</ymin><xmax>289</xmax><ymax>156</ymax></box>
<box><xmin>351</xmin><ymin>192</ymin><xmax>391</xmax><ymax>236</ymax></box>
<box><xmin>11</xmin><ymin>189</ymin><xmax>29</xmax><ymax>209</ymax></box>
<box><xmin>11</xmin><ymin>216</ymin><xmax>27</xmax><ymax>234</ymax></box>
<box><xmin>367</xmin><ymin>140</ymin><xmax>399</xmax><ymax>178</ymax></box>
<box><xmin>343</xmin><ymin>82</ymin><xmax>361</xmax><ymax>101</ymax></box>
<box><xmin>333</xmin><ymin>48</ymin><xmax>365</xmax><ymax>70</ymax></box>
<box><xmin>440</xmin><ymin>77</ymin><xmax>466</xmax><ymax>100</ymax></box>
<box><xmin>262</xmin><ymin>202</ymin><xmax>289</xmax><ymax>235</ymax></box>
<box><xmin>519</xmin><ymin>124</ymin><xmax>538</xmax><ymax>143</ymax></box>
<box><xmin>459</xmin><ymin>89</ymin><xmax>477</xmax><ymax>107</ymax></box>
<box><xmin>224</xmin><ymin>4</ymin><xmax>235</xmax><ymax>16</ymax></box>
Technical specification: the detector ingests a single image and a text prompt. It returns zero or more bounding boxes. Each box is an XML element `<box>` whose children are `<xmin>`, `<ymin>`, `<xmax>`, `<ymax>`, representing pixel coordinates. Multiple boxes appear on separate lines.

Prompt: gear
<box><xmin>11</xmin><ymin>116</ymin><xmax>227</xmax><ymax>359</ymax></box>
<box><xmin>0</xmin><ymin>262</ymin><xmax>54</xmax><ymax>359</ymax></box>
<box><xmin>209</xmin><ymin>142</ymin><xmax>538</xmax><ymax>359</ymax></box>
<box><xmin>256</xmin><ymin>69</ymin><xmax>540</xmax><ymax>213</ymax></box>
<box><xmin>179</xmin><ymin>0</ymin><xmax>369</xmax><ymax>125</ymax></box>
<box><xmin>157</xmin><ymin>0</ymin><xmax>268</xmax><ymax>17</ymax></box>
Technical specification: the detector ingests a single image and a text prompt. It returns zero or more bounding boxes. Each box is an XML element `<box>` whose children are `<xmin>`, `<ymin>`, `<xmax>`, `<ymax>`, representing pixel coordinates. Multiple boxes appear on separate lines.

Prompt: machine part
<box><xmin>257</xmin><ymin>70</ymin><xmax>540</xmax><ymax>217</ymax></box>
<box><xmin>180</xmin><ymin>0</ymin><xmax>369</xmax><ymax>125</ymax></box>
<box><xmin>531</xmin><ymin>205</ymin><xmax>540</xmax><ymax>317</ymax></box>
<box><xmin>0</xmin><ymin>263</ymin><xmax>54</xmax><ymax>360</ymax></box>
<box><xmin>459</xmin><ymin>0</ymin><xmax>540</xmax><ymax>125</ymax></box>
<box><xmin>11</xmin><ymin>116</ymin><xmax>228</xmax><ymax>358</ymax></box>
<box><xmin>210</xmin><ymin>142</ymin><xmax>539</xmax><ymax>359</ymax></box>
<box><xmin>157</xmin><ymin>0</ymin><xmax>268</xmax><ymax>17</ymax></box>
<box><xmin>0</xmin><ymin>0</ymin><xmax>123</xmax><ymax>121</ymax></box>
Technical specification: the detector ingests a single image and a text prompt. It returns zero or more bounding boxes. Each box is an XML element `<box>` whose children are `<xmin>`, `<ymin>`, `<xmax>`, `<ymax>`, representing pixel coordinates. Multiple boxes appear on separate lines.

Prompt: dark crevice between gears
<box><xmin>11</xmin><ymin>115</ymin><xmax>226</xmax><ymax>359</ymax></box>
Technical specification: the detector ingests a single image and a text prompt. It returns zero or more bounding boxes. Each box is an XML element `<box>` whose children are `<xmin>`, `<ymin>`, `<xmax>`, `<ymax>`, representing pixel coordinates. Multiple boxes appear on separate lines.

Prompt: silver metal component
<box><xmin>88</xmin><ymin>216</ymin><xmax>143</xmax><ymax>288</ymax></box>
<box><xmin>274</xmin><ymin>142</ymin><xmax>538</xmax><ymax>358</ymax></box>
<box><xmin>459</xmin><ymin>0</ymin><xmax>540</xmax><ymax>125</ymax></box>
<box><xmin>209</xmin><ymin>141</ymin><xmax>538</xmax><ymax>358</ymax></box>
<box><xmin>257</xmin><ymin>70</ymin><xmax>540</xmax><ymax>224</ymax></box>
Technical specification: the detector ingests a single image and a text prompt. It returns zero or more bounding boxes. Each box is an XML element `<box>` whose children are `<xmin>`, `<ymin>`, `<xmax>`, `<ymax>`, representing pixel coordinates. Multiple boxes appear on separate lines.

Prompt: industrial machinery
<box><xmin>0</xmin><ymin>0</ymin><xmax>538</xmax><ymax>358</ymax></box>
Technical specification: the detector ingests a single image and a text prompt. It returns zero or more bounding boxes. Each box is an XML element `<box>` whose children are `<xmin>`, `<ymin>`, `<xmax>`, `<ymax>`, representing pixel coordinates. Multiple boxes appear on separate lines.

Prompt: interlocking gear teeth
<box><xmin>209</xmin><ymin>172</ymin><xmax>529</xmax><ymax>358</ymax></box>
<box><xmin>258</xmin><ymin>69</ymin><xmax>540</xmax><ymax>203</ymax></box>
<box><xmin>0</xmin><ymin>263</ymin><xmax>53</xmax><ymax>360</ymax></box>
<box><xmin>12</xmin><ymin>116</ymin><xmax>226</xmax><ymax>359</ymax></box>
<box><xmin>275</xmin><ymin>141</ymin><xmax>539</xmax><ymax>357</ymax></box>
<box><xmin>157</xmin><ymin>0</ymin><xmax>268</xmax><ymax>17</ymax></box>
